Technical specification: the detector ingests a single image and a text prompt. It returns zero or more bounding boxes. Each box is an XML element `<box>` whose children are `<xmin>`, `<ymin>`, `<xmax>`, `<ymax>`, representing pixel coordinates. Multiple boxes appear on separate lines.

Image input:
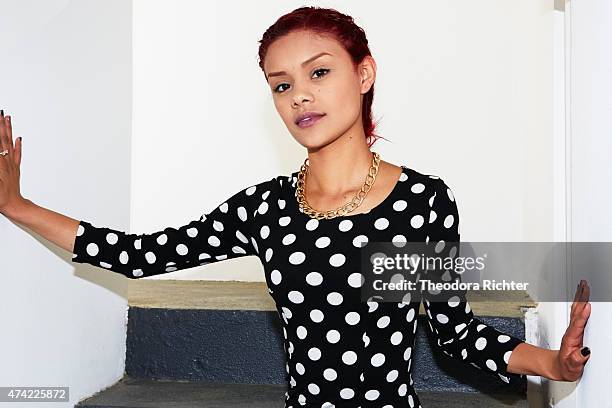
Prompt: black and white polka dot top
<box><xmin>71</xmin><ymin>164</ymin><xmax>525</xmax><ymax>408</ymax></box>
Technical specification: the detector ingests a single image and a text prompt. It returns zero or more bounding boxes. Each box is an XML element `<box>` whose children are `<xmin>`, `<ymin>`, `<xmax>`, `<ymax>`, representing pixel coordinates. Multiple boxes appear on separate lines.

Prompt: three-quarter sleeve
<box><xmin>71</xmin><ymin>183</ymin><xmax>263</xmax><ymax>278</ymax></box>
<box><xmin>420</xmin><ymin>177</ymin><xmax>526</xmax><ymax>385</ymax></box>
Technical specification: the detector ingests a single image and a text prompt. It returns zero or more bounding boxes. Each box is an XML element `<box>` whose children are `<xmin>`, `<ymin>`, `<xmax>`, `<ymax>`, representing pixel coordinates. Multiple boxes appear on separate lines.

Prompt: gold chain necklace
<box><xmin>296</xmin><ymin>151</ymin><xmax>381</xmax><ymax>220</ymax></box>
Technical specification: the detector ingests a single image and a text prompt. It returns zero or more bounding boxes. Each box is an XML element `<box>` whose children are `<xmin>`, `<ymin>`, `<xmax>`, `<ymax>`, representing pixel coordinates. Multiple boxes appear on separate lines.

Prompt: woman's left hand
<box><xmin>555</xmin><ymin>279</ymin><xmax>591</xmax><ymax>381</ymax></box>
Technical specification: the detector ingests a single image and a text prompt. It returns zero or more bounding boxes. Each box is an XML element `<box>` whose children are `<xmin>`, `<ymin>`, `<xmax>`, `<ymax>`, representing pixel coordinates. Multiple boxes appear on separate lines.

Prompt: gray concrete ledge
<box><xmin>128</xmin><ymin>280</ymin><xmax>537</xmax><ymax>318</ymax></box>
<box><xmin>76</xmin><ymin>376</ymin><xmax>528</xmax><ymax>408</ymax></box>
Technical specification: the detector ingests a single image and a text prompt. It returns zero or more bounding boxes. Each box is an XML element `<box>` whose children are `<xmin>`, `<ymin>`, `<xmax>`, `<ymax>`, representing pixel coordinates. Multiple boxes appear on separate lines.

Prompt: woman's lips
<box><xmin>296</xmin><ymin>114</ymin><xmax>325</xmax><ymax>129</ymax></box>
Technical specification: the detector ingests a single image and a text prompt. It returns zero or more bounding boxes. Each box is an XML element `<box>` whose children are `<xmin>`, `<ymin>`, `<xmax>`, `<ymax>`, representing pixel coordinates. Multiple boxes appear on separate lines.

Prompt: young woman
<box><xmin>0</xmin><ymin>6</ymin><xmax>591</xmax><ymax>408</ymax></box>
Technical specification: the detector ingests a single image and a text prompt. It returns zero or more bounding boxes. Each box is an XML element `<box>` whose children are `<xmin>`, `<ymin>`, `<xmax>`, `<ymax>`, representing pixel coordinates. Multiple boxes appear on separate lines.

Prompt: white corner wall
<box><xmin>565</xmin><ymin>0</ymin><xmax>612</xmax><ymax>406</ymax></box>
<box><xmin>0</xmin><ymin>1</ymin><xmax>133</xmax><ymax>407</ymax></box>
<box><xmin>0</xmin><ymin>1</ymin><xmax>569</xmax><ymax>407</ymax></box>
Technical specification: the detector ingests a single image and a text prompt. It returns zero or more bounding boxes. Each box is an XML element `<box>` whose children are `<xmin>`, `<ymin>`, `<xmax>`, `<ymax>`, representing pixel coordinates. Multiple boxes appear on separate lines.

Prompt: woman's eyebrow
<box><xmin>267</xmin><ymin>52</ymin><xmax>332</xmax><ymax>79</ymax></box>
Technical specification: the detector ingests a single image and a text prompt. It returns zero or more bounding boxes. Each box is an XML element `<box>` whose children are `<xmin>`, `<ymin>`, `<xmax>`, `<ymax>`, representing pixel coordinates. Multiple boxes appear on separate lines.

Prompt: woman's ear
<box><xmin>359</xmin><ymin>56</ymin><xmax>376</xmax><ymax>94</ymax></box>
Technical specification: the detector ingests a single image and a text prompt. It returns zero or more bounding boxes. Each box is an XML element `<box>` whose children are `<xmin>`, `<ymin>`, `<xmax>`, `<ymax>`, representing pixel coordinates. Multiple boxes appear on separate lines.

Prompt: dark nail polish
<box><xmin>581</xmin><ymin>347</ymin><xmax>590</xmax><ymax>356</ymax></box>
<box><xmin>1</xmin><ymin>109</ymin><xmax>3</xmax><ymax>116</ymax></box>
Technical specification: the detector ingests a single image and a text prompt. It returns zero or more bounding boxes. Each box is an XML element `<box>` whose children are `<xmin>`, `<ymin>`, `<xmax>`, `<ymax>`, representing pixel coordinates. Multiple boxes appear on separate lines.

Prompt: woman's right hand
<box><xmin>0</xmin><ymin>110</ymin><xmax>25</xmax><ymax>216</ymax></box>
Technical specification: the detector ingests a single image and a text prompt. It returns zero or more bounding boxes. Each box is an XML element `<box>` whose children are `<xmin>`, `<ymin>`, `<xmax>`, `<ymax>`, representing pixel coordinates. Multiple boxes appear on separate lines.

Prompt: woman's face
<box><xmin>263</xmin><ymin>30</ymin><xmax>375</xmax><ymax>150</ymax></box>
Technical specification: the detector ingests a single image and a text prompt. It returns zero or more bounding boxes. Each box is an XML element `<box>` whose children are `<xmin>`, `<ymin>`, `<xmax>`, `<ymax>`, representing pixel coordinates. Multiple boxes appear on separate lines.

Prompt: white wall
<box><xmin>0</xmin><ymin>0</ymin><xmax>564</xmax><ymax>406</ymax></box>
<box><xmin>565</xmin><ymin>0</ymin><xmax>612</xmax><ymax>406</ymax></box>
<box><xmin>131</xmin><ymin>0</ymin><xmax>556</xmax><ymax>283</ymax></box>
<box><xmin>0</xmin><ymin>1</ymin><xmax>133</xmax><ymax>407</ymax></box>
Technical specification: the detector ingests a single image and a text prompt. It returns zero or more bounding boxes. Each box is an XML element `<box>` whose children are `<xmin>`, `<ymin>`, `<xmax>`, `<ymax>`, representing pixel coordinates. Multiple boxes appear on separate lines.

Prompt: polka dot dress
<box><xmin>72</xmin><ymin>165</ymin><xmax>526</xmax><ymax>407</ymax></box>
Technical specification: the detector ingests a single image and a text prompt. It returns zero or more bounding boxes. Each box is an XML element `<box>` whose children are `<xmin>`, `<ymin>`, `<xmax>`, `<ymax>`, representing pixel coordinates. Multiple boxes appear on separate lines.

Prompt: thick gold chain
<box><xmin>295</xmin><ymin>151</ymin><xmax>381</xmax><ymax>220</ymax></box>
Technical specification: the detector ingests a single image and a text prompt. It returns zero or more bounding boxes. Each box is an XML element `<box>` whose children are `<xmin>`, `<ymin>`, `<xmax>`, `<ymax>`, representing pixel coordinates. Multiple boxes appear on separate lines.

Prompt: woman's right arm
<box><xmin>4</xmin><ymin>198</ymin><xmax>81</xmax><ymax>255</ymax></box>
<box><xmin>1</xmin><ymin>110</ymin><xmax>265</xmax><ymax>279</ymax></box>
<box><xmin>5</xmin><ymin>183</ymin><xmax>263</xmax><ymax>279</ymax></box>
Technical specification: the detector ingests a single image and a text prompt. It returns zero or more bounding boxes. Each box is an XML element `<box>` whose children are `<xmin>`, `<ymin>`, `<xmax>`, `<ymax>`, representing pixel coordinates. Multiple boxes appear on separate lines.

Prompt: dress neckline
<box><xmin>288</xmin><ymin>165</ymin><xmax>407</xmax><ymax>221</ymax></box>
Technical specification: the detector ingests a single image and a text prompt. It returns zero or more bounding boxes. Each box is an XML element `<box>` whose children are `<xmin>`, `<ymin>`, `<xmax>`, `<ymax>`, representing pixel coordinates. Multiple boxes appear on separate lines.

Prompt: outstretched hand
<box><xmin>556</xmin><ymin>279</ymin><xmax>591</xmax><ymax>381</ymax></box>
<box><xmin>0</xmin><ymin>109</ymin><xmax>24</xmax><ymax>215</ymax></box>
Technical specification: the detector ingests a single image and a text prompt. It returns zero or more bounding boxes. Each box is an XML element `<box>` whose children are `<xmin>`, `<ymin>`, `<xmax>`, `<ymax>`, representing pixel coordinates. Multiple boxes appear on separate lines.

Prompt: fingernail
<box><xmin>581</xmin><ymin>346</ymin><xmax>590</xmax><ymax>356</ymax></box>
<box><xmin>1</xmin><ymin>109</ymin><xmax>3</xmax><ymax>116</ymax></box>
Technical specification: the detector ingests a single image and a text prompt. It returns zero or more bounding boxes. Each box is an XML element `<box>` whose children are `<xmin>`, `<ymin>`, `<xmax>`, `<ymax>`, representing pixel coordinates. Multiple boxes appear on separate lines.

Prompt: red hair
<box><xmin>257</xmin><ymin>6</ymin><xmax>389</xmax><ymax>148</ymax></box>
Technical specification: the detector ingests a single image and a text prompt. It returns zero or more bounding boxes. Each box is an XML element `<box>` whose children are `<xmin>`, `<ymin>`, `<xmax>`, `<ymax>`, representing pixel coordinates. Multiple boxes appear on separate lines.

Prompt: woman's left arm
<box><xmin>507</xmin><ymin>280</ymin><xmax>591</xmax><ymax>381</ymax></box>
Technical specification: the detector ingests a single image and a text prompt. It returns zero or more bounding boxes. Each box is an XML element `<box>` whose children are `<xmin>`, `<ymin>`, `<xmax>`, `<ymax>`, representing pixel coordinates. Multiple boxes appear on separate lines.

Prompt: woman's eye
<box><xmin>312</xmin><ymin>68</ymin><xmax>330</xmax><ymax>78</ymax></box>
<box><xmin>273</xmin><ymin>68</ymin><xmax>330</xmax><ymax>94</ymax></box>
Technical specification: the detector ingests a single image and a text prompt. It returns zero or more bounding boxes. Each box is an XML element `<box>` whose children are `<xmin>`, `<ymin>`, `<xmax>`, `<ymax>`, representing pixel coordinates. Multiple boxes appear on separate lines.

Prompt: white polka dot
<box><xmin>390</xmin><ymin>331</ymin><xmax>403</xmax><ymax>345</ymax></box>
<box><xmin>429</xmin><ymin>210</ymin><xmax>437</xmax><ymax>223</ymax></box>
<box><xmin>410</xmin><ymin>215</ymin><xmax>424</xmax><ymax>229</ymax></box>
<box><xmin>270</xmin><ymin>270</ymin><xmax>282</xmax><ymax>285</ymax></box>
<box><xmin>288</xmin><ymin>291</ymin><xmax>304</xmax><ymax>304</ymax></box>
<box><xmin>208</xmin><ymin>235</ymin><xmax>220</xmax><ymax>247</ymax></box>
<box><xmin>323</xmin><ymin>368</ymin><xmax>337</xmax><ymax>381</ymax></box>
<box><xmin>305</xmin><ymin>271</ymin><xmax>323</xmax><ymax>286</ymax></box>
<box><xmin>282</xmin><ymin>233</ymin><xmax>296</xmax><ymax>245</ymax></box>
<box><xmin>308</xmin><ymin>383</ymin><xmax>320</xmax><ymax>395</ymax></box>
<box><xmin>308</xmin><ymin>347</ymin><xmax>321</xmax><ymax>360</ymax></box>
<box><xmin>377</xmin><ymin>316</ymin><xmax>391</xmax><ymax>328</ymax></box>
<box><xmin>315</xmin><ymin>236</ymin><xmax>331</xmax><ymax>248</ymax></box>
<box><xmin>326</xmin><ymin>330</ymin><xmax>341</xmax><ymax>343</ymax></box>
<box><xmin>352</xmin><ymin>235</ymin><xmax>368</xmax><ymax>248</ymax></box>
<box><xmin>289</xmin><ymin>252</ymin><xmax>306</xmax><ymax>265</ymax></box>
<box><xmin>374</xmin><ymin>218</ymin><xmax>389</xmax><ymax>230</ymax></box>
<box><xmin>342</xmin><ymin>350</ymin><xmax>358</xmax><ymax>365</ymax></box>
<box><xmin>176</xmin><ymin>244</ymin><xmax>188</xmax><ymax>256</ymax></box>
<box><xmin>393</xmin><ymin>200</ymin><xmax>408</xmax><ymax>211</ymax></box>
<box><xmin>365</xmin><ymin>389</ymin><xmax>380</xmax><ymax>400</ymax></box>
<box><xmin>386</xmin><ymin>369</ymin><xmax>399</xmax><ymax>382</ymax></box>
<box><xmin>475</xmin><ymin>337</ymin><xmax>487</xmax><ymax>350</ymax></box>
<box><xmin>237</xmin><ymin>207</ymin><xmax>247</xmax><ymax>222</ymax></box>
<box><xmin>347</xmin><ymin>272</ymin><xmax>364</xmax><ymax>288</ymax></box>
<box><xmin>436</xmin><ymin>314</ymin><xmax>449</xmax><ymax>324</ymax></box>
<box><xmin>340</xmin><ymin>388</ymin><xmax>354</xmax><ymax>399</ymax></box>
<box><xmin>504</xmin><ymin>350</ymin><xmax>512</xmax><ymax>364</ymax></box>
<box><xmin>345</xmin><ymin>312</ymin><xmax>360</xmax><ymax>325</ymax></box>
<box><xmin>327</xmin><ymin>292</ymin><xmax>343</xmax><ymax>306</ymax></box>
<box><xmin>411</xmin><ymin>183</ymin><xmax>425</xmax><ymax>194</ymax></box>
<box><xmin>486</xmin><ymin>359</ymin><xmax>497</xmax><ymax>371</ymax></box>
<box><xmin>498</xmin><ymin>335</ymin><xmax>511</xmax><ymax>343</ymax></box>
<box><xmin>447</xmin><ymin>188</ymin><xmax>455</xmax><ymax>202</ymax></box>
<box><xmin>444</xmin><ymin>214</ymin><xmax>455</xmax><ymax>228</ymax></box>
<box><xmin>371</xmin><ymin>353</ymin><xmax>385</xmax><ymax>367</ymax></box>
<box><xmin>106</xmin><ymin>233</ymin><xmax>119</xmax><ymax>245</ymax></box>
<box><xmin>305</xmin><ymin>218</ymin><xmax>318</xmax><ymax>231</ymax></box>
<box><xmin>86</xmin><ymin>243</ymin><xmax>99</xmax><ymax>256</ymax></box>
<box><xmin>329</xmin><ymin>253</ymin><xmax>346</xmax><ymax>267</ymax></box>
<box><xmin>310</xmin><ymin>309</ymin><xmax>324</xmax><ymax>323</ymax></box>
<box><xmin>296</xmin><ymin>326</ymin><xmax>307</xmax><ymax>339</ymax></box>
<box><xmin>338</xmin><ymin>219</ymin><xmax>353</xmax><ymax>232</ymax></box>
<box><xmin>447</xmin><ymin>295</ymin><xmax>460</xmax><ymax>307</ymax></box>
